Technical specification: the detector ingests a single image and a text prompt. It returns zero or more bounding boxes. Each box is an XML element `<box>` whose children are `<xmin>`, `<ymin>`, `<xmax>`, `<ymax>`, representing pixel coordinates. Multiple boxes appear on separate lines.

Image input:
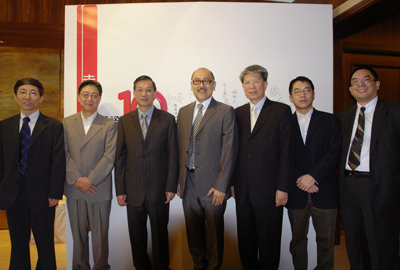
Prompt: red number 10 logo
<box><xmin>118</xmin><ymin>90</ymin><xmax>168</xmax><ymax>114</ymax></box>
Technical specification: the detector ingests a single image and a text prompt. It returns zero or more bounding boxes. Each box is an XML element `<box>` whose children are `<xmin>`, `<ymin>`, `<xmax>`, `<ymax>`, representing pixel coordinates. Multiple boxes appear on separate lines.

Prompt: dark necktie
<box><xmin>348</xmin><ymin>107</ymin><xmax>366</xmax><ymax>170</ymax></box>
<box><xmin>19</xmin><ymin>117</ymin><xmax>31</xmax><ymax>175</ymax></box>
<box><xmin>187</xmin><ymin>104</ymin><xmax>203</xmax><ymax>169</ymax></box>
<box><xmin>141</xmin><ymin>113</ymin><xmax>148</xmax><ymax>138</ymax></box>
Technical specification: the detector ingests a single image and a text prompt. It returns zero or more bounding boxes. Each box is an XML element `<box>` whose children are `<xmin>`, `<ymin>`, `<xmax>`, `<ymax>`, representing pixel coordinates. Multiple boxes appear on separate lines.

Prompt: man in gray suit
<box><xmin>64</xmin><ymin>80</ymin><xmax>117</xmax><ymax>270</ymax></box>
<box><xmin>177</xmin><ymin>68</ymin><xmax>238</xmax><ymax>270</ymax></box>
<box><xmin>115</xmin><ymin>75</ymin><xmax>179</xmax><ymax>270</ymax></box>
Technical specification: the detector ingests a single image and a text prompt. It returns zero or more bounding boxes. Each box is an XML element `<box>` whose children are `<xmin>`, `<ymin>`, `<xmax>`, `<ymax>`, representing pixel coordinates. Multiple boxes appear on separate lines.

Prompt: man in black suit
<box><xmin>231</xmin><ymin>64</ymin><xmax>294</xmax><ymax>270</ymax></box>
<box><xmin>0</xmin><ymin>78</ymin><xmax>66</xmax><ymax>270</ymax></box>
<box><xmin>338</xmin><ymin>66</ymin><xmax>400</xmax><ymax>270</ymax></box>
<box><xmin>285</xmin><ymin>76</ymin><xmax>341</xmax><ymax>270</ymax></box>
<box><xmin>115</xmin><ymin>75</ymin><xmax>179</xmax><ymax>270</ymax></box>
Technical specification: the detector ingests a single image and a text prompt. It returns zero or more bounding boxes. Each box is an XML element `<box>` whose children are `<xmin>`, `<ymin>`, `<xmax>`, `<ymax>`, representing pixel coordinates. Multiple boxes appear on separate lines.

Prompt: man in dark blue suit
<box><xmin>0</xmin><ymin>78</ymin><xmax>66</xmax><ymax>270</ymax></box>
<box><xmin>286</xmin><ymin>76</ymin><xmax>341</xmax><ymax>270</ymax></box>
<box><xmin>338</xmin><ymin>66</ymin><xmax>400</xmax><ymax>270</ymax></box>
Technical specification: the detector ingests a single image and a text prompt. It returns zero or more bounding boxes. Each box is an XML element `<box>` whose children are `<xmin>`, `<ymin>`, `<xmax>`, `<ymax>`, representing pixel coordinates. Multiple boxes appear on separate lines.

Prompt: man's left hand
<box><xmin>165</xmin><ymin>192</ymin><xmax>176</xmax><ymax>204</ymax></box>
<box><xmin>207</xmin><ymin>188</ymin><xmax>225</xmax><ymax>206</ymax></box>
<box><xmin>296</xmin><ymin>174</ymin><xmax>316</xmax><ymax>192</ymax></box>
<box><xmin>75</xmin><ymin>177</ymin><xmax>97</xmax><ymax>195</ymax></box>
<box><xmin>275</xmin><ymin>190</ymin><xmax>288</xmax><ymax>207</ymax></box>
<box><xmin>48</xmin><ymin>198</ymin><xmax>59</xmax><ymax>207</ymax></box>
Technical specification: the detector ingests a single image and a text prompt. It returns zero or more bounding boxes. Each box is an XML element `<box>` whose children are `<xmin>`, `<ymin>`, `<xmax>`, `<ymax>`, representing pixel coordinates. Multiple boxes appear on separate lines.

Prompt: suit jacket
<box><xmin>177</xmin><ymin>98</ymin><xmax>238</xmax><ymax>201</ymax></box>
<box><xmin>338</xmin><ymin>98</ymin><xmax>400</xmax><ymax>217</ymax></box>
<box><xmin>115</xmin><ymin>107</ymin><xmax>179</xmax><ymax>207</ymax></box>
<box><xmin>232</xmin><ymin>98</ymin><xmax>294</xmax><ymax>207</ymax></box>
<box><xmin>286</xmin><ymin>109</ymin><xmax>341</xmax><ymax>210</ymax></box>
<box><xmin>63</xmin><ymin>113</ymin><xmax>117</xmax><ymax>203</ymax></box>
<box><xmin>0</xmin><ymin>112</ymin><xmax>66</xmax><ymax>213</ymax></box>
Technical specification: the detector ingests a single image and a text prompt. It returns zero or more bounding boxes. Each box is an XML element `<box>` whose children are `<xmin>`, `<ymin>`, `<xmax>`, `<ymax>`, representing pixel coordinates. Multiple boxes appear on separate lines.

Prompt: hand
<box><xmin>207</xmin><ymin>188</ymin><xmax>225</xmax><ymax>206</ymax></box>
<box><xmin>48</xmin><ymin>198</ymin><xmax>59</xmax><ymax>207</ymax></box>
<box><xmin>231</xmin><ymin>186</ymin><xmax>235</xmax><ymax>199</ymax></box>
<box><xmin>177</xmin><ymin>185</ymin><xmax>181</xmax><ymax>197</ymax></box>
<box><xmin>117</xmin><ymin>195</ymin><xmax>127</xmax><ymax>206</ymax></box>
<box><xmin>307</xmin><ymin>185</ymin><xmax>319</xmax><ymax>193</ymax></box>
<box><xmin>275</xmin><ymin>190</ymin><xmax>288</xmax><ymax>207</ymax></box>
<box><xmin>75</xmin><ymin>177</ymin><xmax>97</xmax><ymax>195</ymax></box>
<box><xmin>165</xmin><ymin>192</ymin><xmax>176</xmax><ymax>204</ymax></box>
<box><xmin>296</xmin><ymin>174</ymin><xmax>316</xmax><ymax>193</ymax></box>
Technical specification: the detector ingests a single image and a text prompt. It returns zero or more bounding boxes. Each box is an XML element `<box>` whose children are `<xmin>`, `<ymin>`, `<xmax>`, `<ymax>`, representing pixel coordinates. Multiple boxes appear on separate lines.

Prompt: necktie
<box><xmin>141</xmin><ymin>113</ymin><xmax>148</xmax><ymax>139</ymax></box>
<box><xmin>19</xmin><ymin>117</ymin><xmax>31</xmax><ymax>175</ymax></box>
<box><xmin>187</xmin><ymin>104</ymin><xmax>203</xmax><ymax>169</ymax></box>
<box><xmin>348</xmin><ymin>107</ymin><xmax>366</xmax><ymax>170</ymax></box>
<box><xmin>251</xmin><ymin>106</ymin><xmax>257</xmax><ymax>132</ymax></box>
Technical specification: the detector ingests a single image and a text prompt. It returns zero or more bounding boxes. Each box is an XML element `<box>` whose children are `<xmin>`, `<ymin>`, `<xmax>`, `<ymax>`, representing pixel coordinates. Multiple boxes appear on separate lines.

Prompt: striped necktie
<box><xmin>348</xmin><ymin>107</ymin><xmax>366</xmax><ymax>170</ymax></box>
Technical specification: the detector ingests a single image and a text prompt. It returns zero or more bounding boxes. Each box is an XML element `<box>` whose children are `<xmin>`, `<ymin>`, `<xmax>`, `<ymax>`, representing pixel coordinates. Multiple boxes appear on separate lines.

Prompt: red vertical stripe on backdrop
<box><xmin>76</xmin><ymin>5</ymin><xmax>98</xmax><ymax>112</ymax></box>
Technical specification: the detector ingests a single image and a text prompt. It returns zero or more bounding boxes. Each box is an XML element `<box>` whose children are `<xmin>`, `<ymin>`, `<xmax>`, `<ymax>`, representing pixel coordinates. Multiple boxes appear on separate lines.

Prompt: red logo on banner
<box><xmin>77</xmin><ymin>5</ymin><xmax>98</xmax><ymax>112</ymax></box>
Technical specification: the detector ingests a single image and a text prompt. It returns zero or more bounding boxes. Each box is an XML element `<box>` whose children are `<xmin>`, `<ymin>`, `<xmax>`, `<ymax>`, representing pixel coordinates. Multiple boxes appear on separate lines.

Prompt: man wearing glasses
<box><xmin>177</xmin><ymin>68</ymin><xmax>237</xmax><ymax>270</ymax></box>
<box><xmin>115</xmin><ymin>75</ymin><xmax>178</xmax><ymax>270</ymax></box>
<box><xmin>286</xmin><ymin>76</ymin><xmax>341</xmax><ymax>270</ymax></box>
<box><xmin>338</xmin><ymin>66</ymin><xmax>400</xmax><ymax>269</ymax></box>
<box><xmin>64</xmin><ymin>80</ymin><xmax>117</xmax><ymax>270</ymax></box>
<box><xmin>231</xmin><ymin>65</ymin><xmax>294</xmax><ymax>270</ymax></box>
<box><xmin>0</xmin><ymin>78</ymin><xmax>65</xmax><ymax>270</ymax></box>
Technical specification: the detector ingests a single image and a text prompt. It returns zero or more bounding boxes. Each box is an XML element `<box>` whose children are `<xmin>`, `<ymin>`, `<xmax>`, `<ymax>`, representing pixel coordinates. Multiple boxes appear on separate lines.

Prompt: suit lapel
<box><xmin>251</xmin><ymin>98</ymin><xmax>272</xmax><ymax>137</ymax></box>
<box><xmin>145</xmin><ymin>108</ymin><xmax>161</xmax><ymax>141</ymax></box>
<box><xmin>29</xmin><ymin>113</ymin><xmax>47</xmax><ymax>149</ymax></box>
<box><xmin>9</xmin><ymin>115</ymin><xmax>20</xmax><ymax>150</ymax></box>
<box><xmin>291</xmin><ymin>112</ymin><xmax>303</xmax><ymax>144</ymax></box>
<box><xmin>185</xmin><ymin>102</ymin><xmax>196</xmax><ymax>134</ymax></box>
<box><xmin>82</xmin><ymin>114</ymin><xmax>104</xmax><ymax>147</ymax></box>
<box><xmin>72</xmin><ymin>113</ymin><xmax>85</xmax><ymax>141</ymax></box>
<box><xmin>370</xmin><ymin>99</ymin><xmax>385</xmax><ymax>154</ymax></box>
<box><xmin>197</xmin><ymin>98</ymin><xmax>217</xmax><ymax>132</ymax></box>
<box><xmin>305</xmin><ymin>109</ymin><xmax>323</xmax><ymax>143</ymax></box>
<box><xmin>342</xmin><ymin>105</ymin><xmax>357</xmax><ymax>151</ymax></box>
<box><xmin>130</xmin><ymin>110</ymin><xmax>143</xmax><ymax>140</ymax></box>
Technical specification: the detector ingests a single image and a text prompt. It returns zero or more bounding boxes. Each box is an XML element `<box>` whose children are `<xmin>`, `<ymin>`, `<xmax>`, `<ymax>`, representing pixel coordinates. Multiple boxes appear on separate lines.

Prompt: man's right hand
<box><xmin>117</xmin><ymin>195</ymin><xmax>127</xmax><ymax>206</ymax></box>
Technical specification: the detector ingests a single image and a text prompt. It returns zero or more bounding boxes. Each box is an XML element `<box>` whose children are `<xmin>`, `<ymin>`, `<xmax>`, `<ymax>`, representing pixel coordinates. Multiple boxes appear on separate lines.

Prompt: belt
<box><xmin>344</xmin><ymin>170</ymin><xmax>370</xmax><ymax>178</ymax></box>
<box><xmin>187</xmin><ymin>167</ymin><xmax>195</xmax><ymax>173</ymax></box>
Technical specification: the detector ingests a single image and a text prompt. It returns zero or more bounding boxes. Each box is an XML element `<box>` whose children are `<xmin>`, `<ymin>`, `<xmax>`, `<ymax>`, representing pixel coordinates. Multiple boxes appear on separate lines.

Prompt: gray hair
<box><xmin>239</xmin><ymin>65</ymin><xmax>268</xmax><ymax>83</ymax></box>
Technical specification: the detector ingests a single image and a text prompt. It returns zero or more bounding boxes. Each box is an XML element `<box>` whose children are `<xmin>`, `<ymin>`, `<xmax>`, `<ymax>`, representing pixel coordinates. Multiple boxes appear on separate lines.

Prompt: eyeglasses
<box><xmin>135</xmin><ymin>88</ymin><xmax>154</xmax><ymax>94</ymax></box>
<box><xmin>192</xmin><ymin>79</ymin><xmax>213</xmax><ymax>85</ymax></box>
<box><xmin>351</xmin><ymin>77</ymin><xmax>377</xmax><ymax>86</ymax></box>
<box><xmin>80</xmin><ymin>92</ymin><xmax>99</xmax><ymax>99</ymax></box>
<box><xmin>243</xmin><ymin>80</ymin><xmax>262</xmax><ymax>87</ymax></box>
<box><xmin>17</xmin><ymin>90</ymin><xmax>40</xmax><ymax>97</ymax></box>
<box><xmin>292</xmin><ymin>88</ymin><xmax>312</xmax><ymax>96</ymax></box>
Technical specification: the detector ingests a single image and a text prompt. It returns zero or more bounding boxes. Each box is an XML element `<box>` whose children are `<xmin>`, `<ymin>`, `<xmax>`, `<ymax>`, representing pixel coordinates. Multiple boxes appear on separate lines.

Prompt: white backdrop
<box><xmin>64</xmin><ymin>2</ymin><xmax>333</xmax><ymax>269</ymax></box>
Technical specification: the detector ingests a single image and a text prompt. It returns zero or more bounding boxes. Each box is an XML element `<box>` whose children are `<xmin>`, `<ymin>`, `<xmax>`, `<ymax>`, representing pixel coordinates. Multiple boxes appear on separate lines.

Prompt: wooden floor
<box><xmin>0</xmin><ymin>229</ymin><xmax>66</xmax><ymax>270</ymax></box>
<box><xmin>0</xmin><ymin>228</ymin><xmax>350</xmax><ymax>270</ymax></box>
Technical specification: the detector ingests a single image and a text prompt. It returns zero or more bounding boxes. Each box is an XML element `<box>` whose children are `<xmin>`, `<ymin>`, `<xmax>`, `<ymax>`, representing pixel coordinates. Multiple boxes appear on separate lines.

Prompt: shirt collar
<box><xmin>296</xmin><ymin>108</ymin><xmax>314</xmax><ymax>120</ymax></box>
<box><xmin>250</xmin><ymin>96</ymin><xmax>266</xmax><ymax>112</ymax></box>
<box><xmin>81</xmin><ymin>111</ymin><xmax>98</xmax><ymax>125</ymax></box>
<box><xmin>196</xmin><ymin>97</ymin><xmax>212</xmax><ymax>110</ymax></box>
<box><xmin>138</xmin><ymin>106</ymin><xmax>154</xmax><ymax>119</ymax></box>
<box><xmin>357</xmin><ymin>96</ymin><xmax>378</xmax><ymax>113</ymax></box>
<box><xmin>21</xmin><ymin>110</ymin><xmax>40</xmax><ymax>124</ymax></box>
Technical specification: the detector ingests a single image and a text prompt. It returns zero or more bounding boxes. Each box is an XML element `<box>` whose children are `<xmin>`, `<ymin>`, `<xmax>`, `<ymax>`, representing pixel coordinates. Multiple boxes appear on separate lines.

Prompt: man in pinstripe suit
<box><xmin>115</xmin><ymin>75</ymin><xmax>179</xmax><ymax>270</ymax></box>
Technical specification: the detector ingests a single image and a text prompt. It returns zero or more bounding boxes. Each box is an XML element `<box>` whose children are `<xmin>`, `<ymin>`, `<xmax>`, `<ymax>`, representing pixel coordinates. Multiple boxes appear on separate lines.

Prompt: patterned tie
<box><xmin>19</xmin><ymin>117</ymin><xmax>31</xmax><ymax>175</ymax></box>
<box><xmin>348</xmin><ymin>107</ymin><xmax>366</xmax><ymax>170</ymax></box>
<box><xmin>141</xmin><ymin>113</ymin><xmax>148</xmax><ymax>139</ymax></box>
<box><xmin>187</xmin><ymin>104</ymin><xmax>203</xmax><ymax>169</ymax></box>
<box><xmin>251</xmin><ymin>106</ymin><xmax>258</xmax><ymax>132</ymax></box>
